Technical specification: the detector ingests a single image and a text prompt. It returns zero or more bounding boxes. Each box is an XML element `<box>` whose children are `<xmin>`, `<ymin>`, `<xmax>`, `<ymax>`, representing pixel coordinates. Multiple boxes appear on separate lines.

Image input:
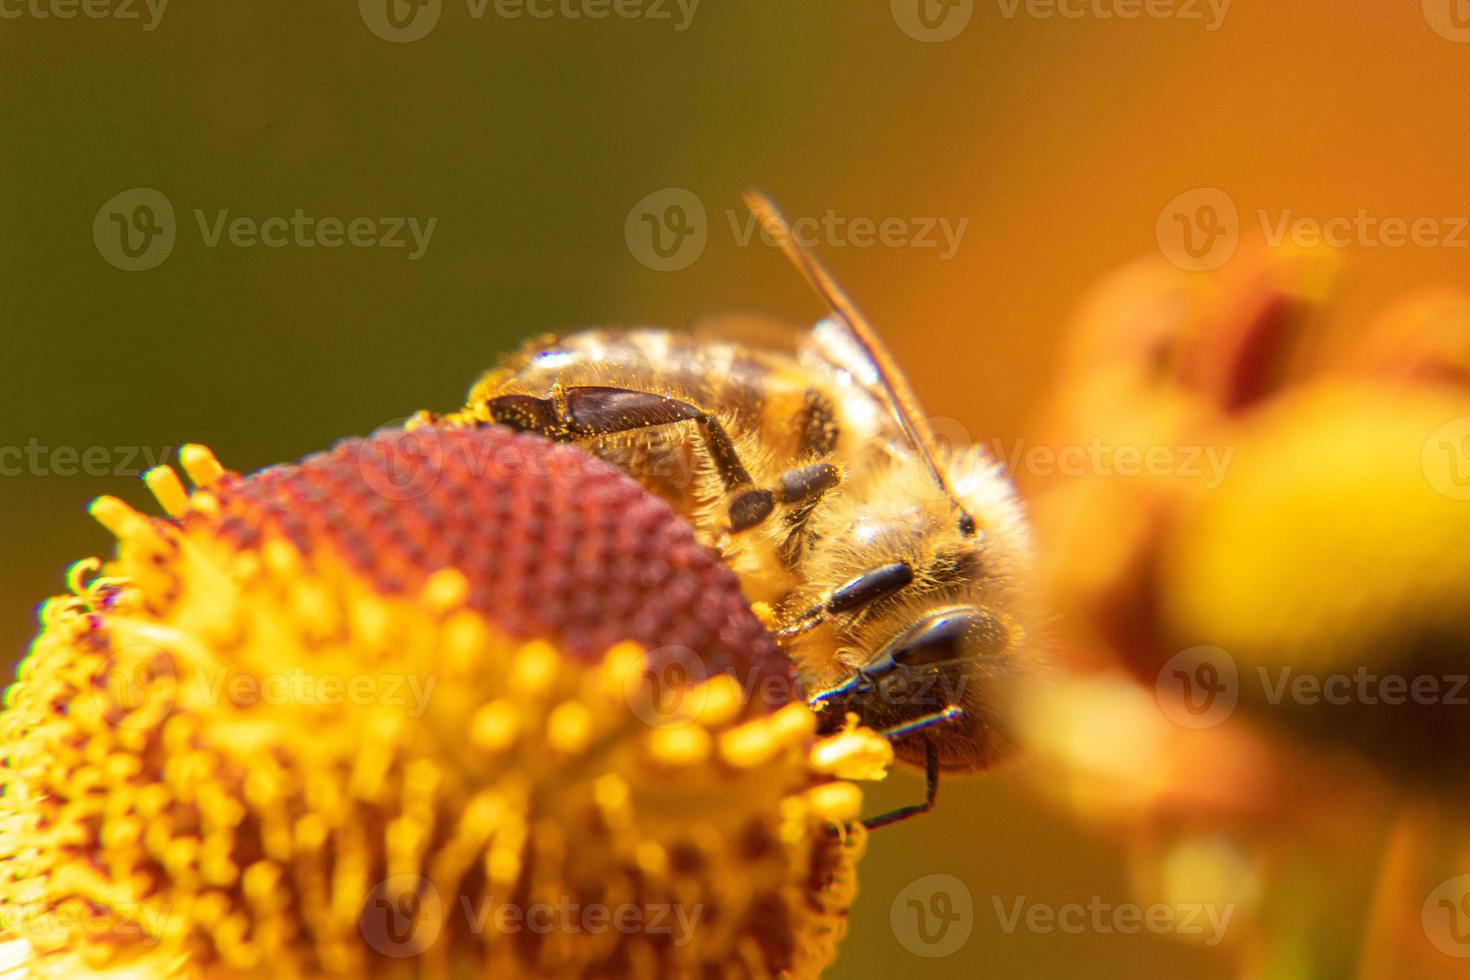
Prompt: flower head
<box><xmin>0</xmin><ymin>426</ymin><xmax>887</xmax><ymax>977</ymax></box>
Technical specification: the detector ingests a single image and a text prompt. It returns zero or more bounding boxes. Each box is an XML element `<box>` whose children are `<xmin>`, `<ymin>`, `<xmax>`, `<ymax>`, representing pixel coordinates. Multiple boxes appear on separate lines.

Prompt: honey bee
<box><xmin>440</xmin><ymin>193</ymin><xmax>1038</xmax><ymax>827</ymax></box>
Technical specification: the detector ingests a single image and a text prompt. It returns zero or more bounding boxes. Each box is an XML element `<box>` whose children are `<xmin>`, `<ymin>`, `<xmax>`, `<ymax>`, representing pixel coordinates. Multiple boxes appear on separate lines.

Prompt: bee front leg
<box><xmin>861</xmin><ymin>737</ymin><xmax>944</xmax><ymax>830</ymax></box>
<box><xmin>482</xmin><ymin>392</ymin><xmax>567</xmax><ymax>439</ymax></box>
<box><xmin>777</xmin><ymin>560</ymin><xmax>915</xmax><ymax>638</ymax></box>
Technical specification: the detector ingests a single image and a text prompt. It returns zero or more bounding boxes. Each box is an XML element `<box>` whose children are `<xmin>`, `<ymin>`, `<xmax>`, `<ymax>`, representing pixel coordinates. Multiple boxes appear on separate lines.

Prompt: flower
<box><xmin>0</xmin><ymin>426</ymin><xmax>890</xmax><ymax>978</ymax></box>
<box><xmin>1016</xmin><ymin>247</ymin><xmax>1470</xmax><ymax>977</ymax></box>
<box><xmin>1028</xmin><ymin>248</ymin><xmax>1470</xmax><ymax>791</ymax></box>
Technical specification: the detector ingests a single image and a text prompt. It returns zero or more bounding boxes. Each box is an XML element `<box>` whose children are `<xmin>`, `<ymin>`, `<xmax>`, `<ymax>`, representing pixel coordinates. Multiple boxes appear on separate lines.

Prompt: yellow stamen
<box><xmin>88</xmin><ymin>496</ymin><xmax>150</xmax><ymax>542</ymax></box>
<box><xmin>810</xmin><ymin>718</ymin><xmax>894</xmax><ymax>781</ymax></box>
<box><xmin>178</xmin><ymin>444</ymin><xmax>224</xmax><ymax>488</ymax></box>
<box><xmin>420</xmin><ymin>567</ymin><xmax>469</xmax><ymax>614</ymax></box>
<box><xmin>648</xmin><ymin>725</ymin><xmax>713</xmax><ymax>766</ymax></box>
<box><xmin>545</xmin><ymin>702</ymin><xmax>594</xmax><ymax>755</ymax></box>
<box><xmin>144</xmin><ymin>465</ymin><xmax>191</xmax><ymax>518</ymax></box>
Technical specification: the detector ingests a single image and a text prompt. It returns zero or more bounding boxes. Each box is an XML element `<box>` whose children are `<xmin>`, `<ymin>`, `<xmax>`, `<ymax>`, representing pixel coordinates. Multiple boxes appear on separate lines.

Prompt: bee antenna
<box><xmin>742</xmin><ymin>189</ymin><xmax>976</xmax><ymax>535</ymax></box>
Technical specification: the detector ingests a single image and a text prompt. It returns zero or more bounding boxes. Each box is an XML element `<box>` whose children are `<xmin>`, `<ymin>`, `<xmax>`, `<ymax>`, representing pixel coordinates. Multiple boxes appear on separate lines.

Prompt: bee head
<box><xmin>812</xmin><ymin>600</ymin><xmax>1029</xmax><ymax>770</ymax></box>
<box><xmin>797</xmin><ymin>444</ymin><xmax>1039</xmax><ymax>771</ymax></box>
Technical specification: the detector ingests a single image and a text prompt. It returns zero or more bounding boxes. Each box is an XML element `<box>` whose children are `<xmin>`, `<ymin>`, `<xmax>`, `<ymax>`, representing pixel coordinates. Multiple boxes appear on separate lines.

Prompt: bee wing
<box><xmin>688</xmin><ymin>313</ymin><xmax>807</xmax><ymax>354</ymax></box>
<box><xmin>743</xmin><ymin>191</ymin><xmax>976</xmax><ymax>531</ymax></box>
<box><xmin>800</xmin><ymin>317</ymin><xmax>886</xmax><ymax>390</ymax></box>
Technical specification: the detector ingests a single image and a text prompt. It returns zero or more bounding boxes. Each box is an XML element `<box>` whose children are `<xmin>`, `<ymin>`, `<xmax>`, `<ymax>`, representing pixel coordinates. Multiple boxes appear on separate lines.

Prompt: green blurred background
<box><xmin>4</xmin><ymin>3</ymin><xmax>1469</xmax><ymax>977</ymax></box>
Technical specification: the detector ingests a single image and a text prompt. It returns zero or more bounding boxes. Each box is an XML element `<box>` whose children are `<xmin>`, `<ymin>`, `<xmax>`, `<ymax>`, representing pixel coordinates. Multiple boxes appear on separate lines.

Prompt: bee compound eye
<box><xmin>889</xmin><ymin>609</ymin><xmax>1006</xmax><ymax>667</ymax></box>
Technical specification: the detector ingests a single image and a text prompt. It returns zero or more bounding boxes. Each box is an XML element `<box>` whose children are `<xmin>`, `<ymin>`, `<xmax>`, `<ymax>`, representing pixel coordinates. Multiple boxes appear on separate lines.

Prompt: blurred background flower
<box><xmin>1016</xmin><ymin>245</ymin><xmax>1470</xmax><ymax>979</ymax></box>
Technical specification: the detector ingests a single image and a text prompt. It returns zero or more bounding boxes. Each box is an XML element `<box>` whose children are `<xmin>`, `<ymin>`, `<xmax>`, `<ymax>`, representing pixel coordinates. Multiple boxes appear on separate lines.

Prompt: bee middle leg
<box><xmin>485</xmin><ymin>385</ymin><xmax>811</xmax><ymax>533</ymax></box>
<box><xmin>766</xmin><ymin>463</ymin><xmax>842</xmax><ymax>569</ymax></box>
